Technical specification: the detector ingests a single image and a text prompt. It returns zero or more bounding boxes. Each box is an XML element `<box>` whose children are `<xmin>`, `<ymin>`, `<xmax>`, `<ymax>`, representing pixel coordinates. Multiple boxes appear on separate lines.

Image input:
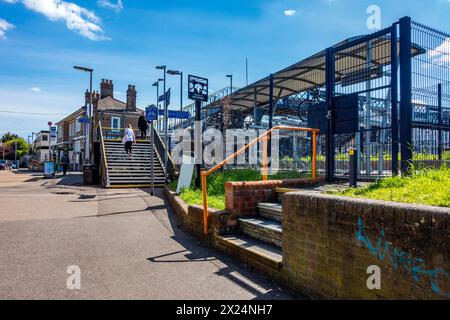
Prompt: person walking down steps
<box><xmin>122</xmin><ymin>124</ymin><xmax>137</xmax><ymax>159</ymax></box>
<box><xmin>138</xmin><ymin>115</ymin><xmax>149</xmax><ymax>140</ymax></box>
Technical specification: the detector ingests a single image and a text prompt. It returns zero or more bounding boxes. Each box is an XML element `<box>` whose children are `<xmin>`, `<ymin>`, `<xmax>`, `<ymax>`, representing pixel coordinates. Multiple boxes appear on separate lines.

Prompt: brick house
<box><xmin>56</xmin><ymin>79</ymin><xmax>145</xmax><ymax>170</ymax></box>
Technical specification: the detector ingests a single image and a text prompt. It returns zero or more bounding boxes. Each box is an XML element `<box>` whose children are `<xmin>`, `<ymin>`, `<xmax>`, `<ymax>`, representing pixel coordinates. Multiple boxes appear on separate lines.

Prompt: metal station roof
<box><xmin>206</xmin><ymin>35</ymin><xmax>425</xmax><ymax>112</ymax></box>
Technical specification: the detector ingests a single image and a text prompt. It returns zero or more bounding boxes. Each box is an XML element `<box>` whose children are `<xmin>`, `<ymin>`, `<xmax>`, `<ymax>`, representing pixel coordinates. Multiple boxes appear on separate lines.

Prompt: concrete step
<box><xmin>216</xmin><ymin>234</ymin><xmax>282</xmax><ymax>269</ymax></box>
<box><xmin>257</xmin><ymin>203</ymin><xmax>282</xmax><ymax>222</ymax></box>
<box><xmin>276</xmin><ymin>187</ymin><xmax>300</xmax><ymax>202</ymax></box>
<box><xmin>238</xmin><ymin>217</ymin><xmax>282</xmax><ymax>248</ymax></box>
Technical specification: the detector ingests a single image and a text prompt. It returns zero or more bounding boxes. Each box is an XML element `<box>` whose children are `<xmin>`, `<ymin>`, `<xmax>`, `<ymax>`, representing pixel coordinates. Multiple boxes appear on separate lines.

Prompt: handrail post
<box><xmin>201</xmin><ymin>171</ymin><xmax>209</xmax><ymax>235</ymax></box>
<box><xmin>263</xmin><ymin>134</ymin><xmax>269</xmax><ymax>181</ymax></box>
<box><xmin>312</xmin><ymin>131</ymin><xmax>317</xmax><ymax>179</ymax></box>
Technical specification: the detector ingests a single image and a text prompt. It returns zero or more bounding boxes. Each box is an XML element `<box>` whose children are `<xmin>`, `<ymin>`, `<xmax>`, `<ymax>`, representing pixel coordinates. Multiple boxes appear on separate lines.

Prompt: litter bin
<box><xmin>83</xmin><ymin>164</ymin><xmax>94</xmax><ymax>185</ymax></box>
<box><xmin>83</xmin><ymin>164</ymin><xmax>100</xmax><ymax>185</ymax></box>
<box><xmin>92</xmin><ymin>165</ymin><xmax>99</xmax><ymax>185</ymax></box>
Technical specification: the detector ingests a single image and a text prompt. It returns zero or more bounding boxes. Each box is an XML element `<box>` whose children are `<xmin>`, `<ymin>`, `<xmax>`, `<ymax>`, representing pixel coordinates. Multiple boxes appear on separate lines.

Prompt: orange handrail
<box><xmin>201</xmin><ymin>126</ymin><xmax>320</xmax><ymax>234</ymax></box>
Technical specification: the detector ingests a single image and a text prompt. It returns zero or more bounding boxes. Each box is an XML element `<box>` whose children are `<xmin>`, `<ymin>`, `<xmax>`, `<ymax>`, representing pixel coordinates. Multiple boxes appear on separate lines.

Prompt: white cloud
<box><xmin>429</xmin><ymin>37</ymin><xmax>450</xmax><ymax>67</ymax></box>
<box><xmin>98</xmin><ymin>0</ymin><xmax>123</xmax><ymax>12</ymax></box>
<box><xmin>2</xmin><ymin>0</ymin><xmax>109</xmax><ymax>41</ymax></box>
<box><xmin>0</xmin><ymin>18</ymin><xmax>14</xmax><ymax>39</ymax></box>
<box><xmin>284</xmin><ymin>9</ymin><xmax>296</xmax><ymax>16</ymax></box>
<box><xmin>30</xmin><ymin>87</ymin><xmax>41</xmax><ymax>92</ymax></box>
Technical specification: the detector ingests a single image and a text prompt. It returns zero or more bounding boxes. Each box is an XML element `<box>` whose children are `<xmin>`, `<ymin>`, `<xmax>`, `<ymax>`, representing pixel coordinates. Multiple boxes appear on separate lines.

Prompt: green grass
<box><xmin>170</xmin><ymin>168</ymin><xmax>310</xmax><ymax>210</ymax></box>
<box><xmin>333</xmin><ymin>166</ymin><xmax>450</xmax><ymax>208</ymax></box>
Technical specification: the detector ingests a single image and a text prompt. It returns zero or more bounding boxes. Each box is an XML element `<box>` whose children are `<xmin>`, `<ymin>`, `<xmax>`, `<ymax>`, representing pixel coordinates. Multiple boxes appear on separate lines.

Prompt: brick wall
<box><xmin>164</xmin><ymin>188</ymin><xmax>235</xmax><ymax>241</ymax></box>
<box><xmin>282</xmin><ymin>192</ymin><xmax>450</xmax><ymax>300</ymax></box>
<box><xmin>225</xmin><ymin>177</ymin><xmax>324</xmax><ymax>215</ymax></box>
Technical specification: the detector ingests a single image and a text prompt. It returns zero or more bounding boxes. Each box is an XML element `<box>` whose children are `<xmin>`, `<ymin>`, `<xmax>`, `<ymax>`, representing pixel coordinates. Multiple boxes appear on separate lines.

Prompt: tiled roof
<box><xmin>97</xmin><ymin>96</ymin><xmax>127</xmax><ymax>111</ymax></box>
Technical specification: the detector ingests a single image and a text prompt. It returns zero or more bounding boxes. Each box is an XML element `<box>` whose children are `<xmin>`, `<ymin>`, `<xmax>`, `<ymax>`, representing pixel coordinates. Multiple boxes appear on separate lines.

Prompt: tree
<box><xmin>1</xmin><ymin>132</ymin><xmax>19</xmax><ymax>143</ymax></box>
<box><xmin>1</xmin><ymin>136</ymin><xmax>29</xmax><ymax>159</ymax></box>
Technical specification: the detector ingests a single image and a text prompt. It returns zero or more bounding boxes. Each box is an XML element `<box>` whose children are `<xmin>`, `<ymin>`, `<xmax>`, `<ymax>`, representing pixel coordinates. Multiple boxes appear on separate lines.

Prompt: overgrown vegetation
<box><xmin>170</xmin><ymin>168</ymin><xmax>309</xmax><ymax>210</ymax></box>
<box><xmin>333</xmin><ymin>166</ymin><xmax>450</xmax><ymax>208</ymax></box>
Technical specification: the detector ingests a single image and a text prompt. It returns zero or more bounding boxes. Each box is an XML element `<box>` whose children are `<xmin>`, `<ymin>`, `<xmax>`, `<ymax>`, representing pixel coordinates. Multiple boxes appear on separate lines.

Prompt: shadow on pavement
<box><xmin>141</xmin><ymin>188</ymin><xmax>299</xmax><ymax>300</ymax></box>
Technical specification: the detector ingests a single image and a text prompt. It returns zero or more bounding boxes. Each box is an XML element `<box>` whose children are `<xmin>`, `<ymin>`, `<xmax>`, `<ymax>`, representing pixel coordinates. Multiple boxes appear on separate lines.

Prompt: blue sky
<box><xmin>1</xmin><ymin>0</ymin><xmax>450</xmax><ymax>138</ymax></box>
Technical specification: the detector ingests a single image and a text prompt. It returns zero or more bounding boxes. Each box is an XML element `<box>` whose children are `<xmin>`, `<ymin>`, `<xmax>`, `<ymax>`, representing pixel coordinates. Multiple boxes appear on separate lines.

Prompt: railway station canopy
<box><xmin>205</xmin><ymin>35</ymin><xmax>424</xmax><ymax>112</ymax></box>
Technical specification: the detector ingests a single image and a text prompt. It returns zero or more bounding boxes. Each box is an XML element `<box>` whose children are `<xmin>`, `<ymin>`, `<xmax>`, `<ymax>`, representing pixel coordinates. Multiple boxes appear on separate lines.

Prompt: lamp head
<box><xmin>167</xmin><ymin>70</ymin><xmax>181</xmax><ymax>75</ymax></box>
<box><xmin>73</xmin><ymin>66</ymin><xmax>93</xmax><ymax>72</ymax></box>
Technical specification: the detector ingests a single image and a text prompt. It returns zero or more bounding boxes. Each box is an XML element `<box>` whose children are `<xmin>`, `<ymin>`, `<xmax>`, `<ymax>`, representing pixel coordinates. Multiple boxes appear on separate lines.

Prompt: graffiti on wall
<box><xmin>356</xmin><ymin>217</ymin><xmax>450</xmax><ymax>298</ymax></box>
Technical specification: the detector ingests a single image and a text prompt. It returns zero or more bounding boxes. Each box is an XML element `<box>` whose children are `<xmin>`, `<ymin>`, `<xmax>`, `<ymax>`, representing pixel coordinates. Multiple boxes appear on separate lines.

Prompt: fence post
<box><xmin>399</xmin><ymin>16</ymin><xmax>413</xmax><ymax>174</ymax></box>
<box><xmin>325</xmin><ymin>47</ymin><xmax>335</xmax><ymax>182</ymax></box>
<box><xmin>391</xmin><ymin>23</ymin><xmax>399</xmax><ymax>176</ymax></box>
<box><xmin>438</xmin><ymin>83</ymin><xmax>442</xmax><ymax>160</ymax></box>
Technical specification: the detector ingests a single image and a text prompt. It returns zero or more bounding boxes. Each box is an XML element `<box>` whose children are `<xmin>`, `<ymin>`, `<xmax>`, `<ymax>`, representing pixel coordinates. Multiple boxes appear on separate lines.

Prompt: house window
<box><xmin>111</xmin><ymin>117</ymin><xmax>121</xmax><ymax>132</ymax></box>
<box><xmin>58</xmin><ymin>127</ymin><xmax>63</xmax><ymax>140</ymax></box>
<box><xmin>76</xmin><ymin>117</ymin><xmax>82</xmax><ymax>133</ymax></box>
<box><xmin>42</xmin><ymin>135</ymin><xmax>48</xmax><ymax>142</ymax></box>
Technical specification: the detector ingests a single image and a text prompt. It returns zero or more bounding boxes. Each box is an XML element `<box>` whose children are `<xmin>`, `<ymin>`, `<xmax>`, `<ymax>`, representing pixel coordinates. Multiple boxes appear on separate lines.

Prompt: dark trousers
<box><xmin>125</xmin><ymin>141</ymin><xmax>133</xmax><ymax>154</ymax></box>
<box><xmin>62</xmin><ymin>164</ymin><xmax>68</xmax><ymax>176</ymax></box>
<box><xmin>140</xmin><ymin>130</ymin><xmax>147</xmax><ymax>139</ymax></box>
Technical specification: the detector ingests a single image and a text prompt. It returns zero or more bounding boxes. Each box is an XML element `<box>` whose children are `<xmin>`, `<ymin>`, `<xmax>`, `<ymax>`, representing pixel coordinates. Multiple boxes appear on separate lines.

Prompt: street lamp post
<box><xmin>31</xmin><ymin>132</ymin><xmax>36</xmax><ymax>157</ymax></box>
<box><xmin>73</xmin><ymin>66</ymin><xmax>93</xmax><ymax>165</ymax></box>
<box><xmin>27</xmin><ymin>135</ymin><xmax>31</xmax><ymax>157</ymax></box>
<box><xmin>167</xmin><ymin>70</ymin><xmax>183</xmax><ymax>128</ymax></box>
<box><xmin>226</xmin><ymin>74</ymin><xmax>233</xmax><ymax>94</ymax></box>
<box><xmin>152</xmin><ymin>78</ymin><xmax>163</xmax><ymax>132</ymax></box>
<box><xmin>156</xmin><ymin>65</ymin><xmax>168</xmax><ymax>182</ymax></box>
<box><xmin>167</xmin><ymin>70</ymin><xmax>183</xmax><ymax>112</ymax></box>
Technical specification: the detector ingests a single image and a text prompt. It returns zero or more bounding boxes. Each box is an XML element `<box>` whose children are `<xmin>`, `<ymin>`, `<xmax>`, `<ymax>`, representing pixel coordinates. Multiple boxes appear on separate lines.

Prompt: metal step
<box><xmin>110</xmin><ymin>178</ymin><xmax>166</xmax><ymax>183</ymax></box>
<box><xmin>238</xmin><ymin>217</ymin><xmax>282</xmax><ymax>248</ymax></box>
<box><xmin>109</xmin><ymin>173</ymin><xmax>164</xmax><ymax>179</ymax></box>
<box><xmin>216</xmin><ymin>234</ymin><xmax>282</xmax><ymax>268</ymax></box>
<box><xmin>257</xmin><ymin>203</ymin><xmax>282</xmax><ymax>222</ymax></box>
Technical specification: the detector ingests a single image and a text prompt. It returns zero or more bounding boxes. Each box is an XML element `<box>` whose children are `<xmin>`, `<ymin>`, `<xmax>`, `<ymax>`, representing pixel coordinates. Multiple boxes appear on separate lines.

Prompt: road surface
<box><xmin>0</xmin><ymin>171</ymin><xmax>296</xmax><ymax>300</ymax></box>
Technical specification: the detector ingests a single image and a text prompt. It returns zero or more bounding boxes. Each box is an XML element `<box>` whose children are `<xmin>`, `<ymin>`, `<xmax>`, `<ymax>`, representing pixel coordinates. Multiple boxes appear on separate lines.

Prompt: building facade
<box><xmin>32</xmin><ymin>130</ymin><xmax>56</xmax><ymax>163</ymax></box>
<box><xmin>56</xmin><ymin>79</ymin><xmax>145</xmax><ymax>170</ymax></box>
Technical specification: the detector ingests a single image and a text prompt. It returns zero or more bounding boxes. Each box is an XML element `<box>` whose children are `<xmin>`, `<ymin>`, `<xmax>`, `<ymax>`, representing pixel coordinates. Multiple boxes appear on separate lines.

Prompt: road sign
<box><xmin>146</xmin><ymin>105</ymin><xmax>158</xmax><ymax>121</ymax></box>
<box><xmin>168</xmin><ymin>110</ymin><xmax>191</xmax><ymax>119</ymax></box>
<box><xmin>50</xmin><ymin>126</ymin><xmax>57</xmax><ymax>141</ymax></box>
<box><xmin>78</xmin><ymin>118</ymin><xmax>90</xmax><ymax>124</ymax></box>
<box><xmin>48</xmin><ymin>121</ymin><xmax>53</xmax><ymax>127</ymax></box>
<box><xmin>188</xmin><ymin>75</ymin><xmax>208</xmax><ymax>102</ymax></box>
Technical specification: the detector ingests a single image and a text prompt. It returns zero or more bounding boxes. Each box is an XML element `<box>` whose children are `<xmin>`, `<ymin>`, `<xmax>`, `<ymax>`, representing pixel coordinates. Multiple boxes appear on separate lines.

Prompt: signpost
<box><xmin>146</xmin><ymin>105</ymin><xmax>158</xmax><ymax>196</ymax></box>
<box><xmin>188</xmin><ymin>75</ymin><xmax>208</xmax><ymax>187</ymax></box>
<box><xmin>78</xmin><ymin>118</ymin><xmax>90</xmax><ymax>124</ymax></box>
<box><xmin>44</xmin><ymin>161</ymin><xmax>55</xmax><ymax>179</ymax></box>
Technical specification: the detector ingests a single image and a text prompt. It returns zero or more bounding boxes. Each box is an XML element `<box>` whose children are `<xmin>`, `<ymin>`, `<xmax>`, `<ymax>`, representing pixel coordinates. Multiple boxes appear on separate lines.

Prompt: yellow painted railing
<box><xmin>98</xmin><ymin>122</ymin><xmax>110</xmax><ymax>187</ymax></box>
<box><xmin>201</xmin><ymin>126</ymin><xmax>320</xmax><ymax>235</ymax></box>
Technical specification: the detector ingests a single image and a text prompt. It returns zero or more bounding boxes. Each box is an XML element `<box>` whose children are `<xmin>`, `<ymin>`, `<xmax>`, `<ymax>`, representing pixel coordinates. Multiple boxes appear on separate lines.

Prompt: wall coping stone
<box><xmin>285</xmin><ymin>191</ymin><xmax>450</xmax><ymax>215</ymax></box>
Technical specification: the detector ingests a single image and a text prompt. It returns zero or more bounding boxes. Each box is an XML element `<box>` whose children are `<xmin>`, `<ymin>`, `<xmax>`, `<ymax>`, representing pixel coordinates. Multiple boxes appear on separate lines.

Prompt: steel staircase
<box><xmin>103</xmin><ymin>140</ymin><xmax>166</xmax><ymax>188</ymax></box>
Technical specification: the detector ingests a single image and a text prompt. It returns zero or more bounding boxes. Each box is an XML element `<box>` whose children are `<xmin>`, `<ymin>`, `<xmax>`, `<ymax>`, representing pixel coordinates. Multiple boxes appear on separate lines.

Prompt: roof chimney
<box><xmin>126</xmin><ymin>85</ymin><xmax>137</xmax><ymax>112</ymax></box>
<box><xmin>85</xmin><ymin>89</ymin><xmax>100</xmax><ymax>106</ymax></box>
<box><xmin>100</xmin><ymin>79</ymin><xmax>114</xmax><ymax>99</ymax></box>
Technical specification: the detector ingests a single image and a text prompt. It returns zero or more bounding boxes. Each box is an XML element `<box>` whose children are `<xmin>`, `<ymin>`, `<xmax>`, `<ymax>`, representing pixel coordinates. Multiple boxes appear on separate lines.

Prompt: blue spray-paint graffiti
<box><xmin>356</xmin><ymin>218</ymin><xmax>450</xmax><ymax>298</ymax></box>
